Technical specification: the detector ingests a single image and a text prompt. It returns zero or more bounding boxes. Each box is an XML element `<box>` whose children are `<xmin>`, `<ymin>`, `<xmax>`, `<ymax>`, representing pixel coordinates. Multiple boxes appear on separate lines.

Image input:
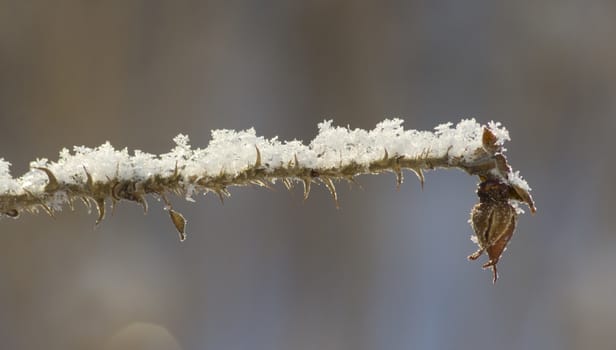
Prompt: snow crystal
<box><xmin>509</xmin><ymin>170</ymin><xmax>531</xmax><ymax>192</ymax></box>
<box><xmin>487</xmin><ymin>121</ymin><xmax>510</xmax><ymax>145</ymax></box>
<box><xmin>0</xmin><ymin>159</ymin><xmax>19</xmax><ymax>194</ymax></box>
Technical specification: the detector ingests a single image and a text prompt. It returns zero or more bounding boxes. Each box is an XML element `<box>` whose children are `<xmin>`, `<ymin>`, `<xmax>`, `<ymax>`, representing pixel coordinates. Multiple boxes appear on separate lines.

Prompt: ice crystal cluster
<box><xmin>0</xmin><ymin>119</ymin><xmax>535</xmax><ymax>280</ymax></box>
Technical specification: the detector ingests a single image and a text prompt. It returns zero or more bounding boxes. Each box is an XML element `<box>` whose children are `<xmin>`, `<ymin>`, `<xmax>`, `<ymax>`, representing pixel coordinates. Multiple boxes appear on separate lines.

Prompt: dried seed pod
<box><xmin>468</xmin><ymin>179</ymin><xmax>518</xmax><ymax>283</ymax></box>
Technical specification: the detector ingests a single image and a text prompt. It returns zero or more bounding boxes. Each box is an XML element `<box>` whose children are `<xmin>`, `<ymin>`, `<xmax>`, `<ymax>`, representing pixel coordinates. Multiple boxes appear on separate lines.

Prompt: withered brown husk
<box><xmin>468</xmin><ymin>179</ymin><xmax>519</xmax><ymax>283</ymax></box>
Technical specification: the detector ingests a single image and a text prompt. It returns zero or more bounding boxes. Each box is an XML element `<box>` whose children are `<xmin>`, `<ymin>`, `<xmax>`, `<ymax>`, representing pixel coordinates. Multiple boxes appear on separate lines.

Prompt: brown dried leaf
<box><xmin>481</xmin><ymin>127</ymin><xmax>500</xmax><ymax>154</ymax></box>
<box><xmin>169</xmin><ymin>209</ymin><xmax>187</xmax><ymax>241</ymax></box>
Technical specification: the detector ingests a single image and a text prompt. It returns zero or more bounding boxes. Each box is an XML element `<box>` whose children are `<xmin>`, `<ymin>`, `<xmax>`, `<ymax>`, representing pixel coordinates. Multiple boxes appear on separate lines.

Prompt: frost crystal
<box><xmin>0</xmin><ymin>118</ymin><xmax>532</xmax><ymax>221</ymax></box>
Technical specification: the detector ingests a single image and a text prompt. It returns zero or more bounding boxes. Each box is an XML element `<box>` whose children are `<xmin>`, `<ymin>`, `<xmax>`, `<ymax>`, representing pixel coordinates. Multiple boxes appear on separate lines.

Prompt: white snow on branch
<box><xmin>0</xmin><ymin>118</ymin><xmax>523</xmax><ymax>197</ymax></box>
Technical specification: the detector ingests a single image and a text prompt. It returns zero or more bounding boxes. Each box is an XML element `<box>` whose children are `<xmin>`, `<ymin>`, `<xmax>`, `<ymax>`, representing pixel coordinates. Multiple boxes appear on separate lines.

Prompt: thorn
<box><xmin>347</xmin><ymin>176</ymin><xmax>363</xmax><ymax>191</ymax></box>
<box><xmin>34</xmin><ymin>167</ymin><xmax>59</xmax><ymax>192</ymax></box>
<box><xmin>67</xmin><ymin>196</ymin><xmax>75</xmax><ymax>211</ymax></box>
<box><xmin>111</xmin><ymin>181</ymin><xmax>121</xmax><ymax>201</ymax></box>
<box><xmin>393</xmin><ymin>156</ymin><xmax>405</xmax><ymax>190</ymax></box>
<box><xmin>83</xmin><ymin>166</ymin><xmax>93</xmax><ymax>189</ymax></box>
<box><xmin>135</xmin><ymin>194</ymin><xmax>148</xmax><ymax>214</ymax></box>
<box><xmin>419</xmin><ymin>148</ymin><xmax>430</xmax><ymax>160</ymax></box>
<box><xmin>161</xmin><ymin>194</ymin><xmax>171</xmax><ymax>208</ymax></box>
<box><xmin>321</xmin><ymin>177</ymin><xmax>339</xmax><ymax>208</ymax></box>
<box><xmin>80</xmin><ymin>196</ymin><xmax>92</xmax><ymax>211</ymax></box>
<box><xmin>168</xmin><ymin>209</ymin><xmax>187</xmax><ymax>241</ymax></box>
<box><xmin>263</xmin><ymin>180</ymin><xmax>275</xmax><ymax>191</ymax></box>
<box><xmin>251</xmin><ymin>179</ymin><xmax>274</xmax><ymax>191</ymax></box>
<box><xmin>282</xmin><ymin>178</ymin><xmax>293</xmax><ymax>190</ymax></box>
<box><xmin>24</xmin><ymin>189</ymin><xmax>54</xmax><ymax>217</ymax></box>
<box><xmin>40</xmin><ymin>203</ymin><xmax>54</xmax><ymax>217</ymax></box>
<box><xmin>394</xmin><ymin>170</ymin><xmax>403</xmax><ymax>190</ymax></box>
<box><xmin>254</xmin><ymin>145</ymin><xmax>262</xmax><ymax>168</ymax></box>
<box><xmin>393</xmin><ymin>167</ymin><xmax>403</xmax><ymax>190</ymax></box>
<box><xmin>302</xmin><ymin>177</ymin><xmax>311</xmax><ymax>201</ymax></box>
<box><xmin>293</xmin><ymin>154</ymin><xmax>299</xmax><ymax>169</ymax></box>
<box><xmin>110</xmin><ymin>197</ymin><xmax>118</xmax><ymax>216</ymax></box>
<box><xmin>382</xmin><ymin>148</ymin><xmax>389</xmax><ymax>161</ymax></box>
<box><xmin>173</xmin><ymin>161</ymin><xmax>179</xmax><ymax>180</ymax></box>
<box><xmin>215</xmin><ymin>188</ymin><xmax>230</xmax><ymax>205</ymax></box>
<box><xmin>94</xmin><ymin>197</ymin><xmax>106</xmax><ymax>224</ymax></box>
<box><xmin>411</xmin><ymin>168</ymin><xmax>425</xmax><ymax>190</ymax></box>
<box><xmin>445</xmin><ymin>145</ymin><xmax>453</xmax><ymax>158</ymax></box>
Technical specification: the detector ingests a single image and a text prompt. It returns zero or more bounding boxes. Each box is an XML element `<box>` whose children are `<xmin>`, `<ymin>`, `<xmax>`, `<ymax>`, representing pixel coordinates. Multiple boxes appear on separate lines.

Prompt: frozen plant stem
<box><xmin>0</xmin><ymin>119</ymin><xmax>535</xmax><ymax>282</ymax></box>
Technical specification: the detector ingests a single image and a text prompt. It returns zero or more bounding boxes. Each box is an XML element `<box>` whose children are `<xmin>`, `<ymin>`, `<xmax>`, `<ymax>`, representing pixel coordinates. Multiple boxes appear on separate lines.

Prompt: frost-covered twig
<box><xmin>0</xmin><ymin>119</ymin><xmax>535</xmax><ymax>281</ymax></box>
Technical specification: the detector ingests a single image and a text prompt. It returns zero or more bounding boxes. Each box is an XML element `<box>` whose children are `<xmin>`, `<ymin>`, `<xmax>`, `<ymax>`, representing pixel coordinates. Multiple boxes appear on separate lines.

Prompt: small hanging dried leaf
<box><xmin>169</xmin><ymin>209</ymin><xmax>187</xmax><ymax>241</ymax></box>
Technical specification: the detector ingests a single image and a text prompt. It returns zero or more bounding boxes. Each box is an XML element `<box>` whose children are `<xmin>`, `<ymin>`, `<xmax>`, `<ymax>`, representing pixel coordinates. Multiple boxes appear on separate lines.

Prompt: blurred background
<box><xmin>0</xmin><ymin>1</ymin><xmax>615</xmax><ymax>349</ymax></box>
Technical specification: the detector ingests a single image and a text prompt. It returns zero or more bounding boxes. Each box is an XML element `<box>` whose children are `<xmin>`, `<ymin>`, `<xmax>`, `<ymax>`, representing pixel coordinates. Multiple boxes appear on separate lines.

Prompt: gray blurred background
<box><xmin>0</xmin><ymin>1</ymin><xmax>615</xmax><ymax>349</ymax></box>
